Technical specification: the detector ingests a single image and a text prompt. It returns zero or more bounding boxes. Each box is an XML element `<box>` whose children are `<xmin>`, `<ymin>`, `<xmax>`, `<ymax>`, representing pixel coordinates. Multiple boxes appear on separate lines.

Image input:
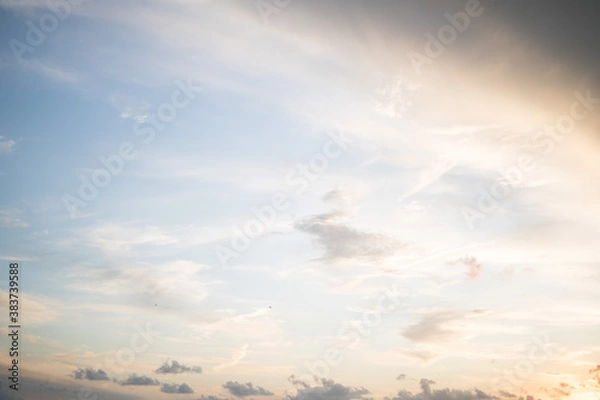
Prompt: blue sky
<box><xmin>1</xmin><ymin>0</ymin><xmax>600</xmax><ymax>399</ymax></box>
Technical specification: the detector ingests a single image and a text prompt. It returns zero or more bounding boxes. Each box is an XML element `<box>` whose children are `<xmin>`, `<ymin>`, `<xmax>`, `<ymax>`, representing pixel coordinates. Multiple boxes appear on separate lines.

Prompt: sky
<box><xmin>0</xmin><ymin>0</ymin><xmax>599</xmax><ymax>399</ymax></box>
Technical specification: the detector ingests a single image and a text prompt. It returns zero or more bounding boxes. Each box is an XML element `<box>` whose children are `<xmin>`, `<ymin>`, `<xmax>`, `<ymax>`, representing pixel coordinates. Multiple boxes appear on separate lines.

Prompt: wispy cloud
<box><xmin>0</xmin><ymin>208</ymin><xmax>28</xmax><ymax>228</ymax></box>
<box><xmin>27</xmin><ymin>60</ymin><xmax>81</xmax><ymax>83</ymax></box>
<box><xmin>213</xmin><ymin>344</ymin><xmax>248</xmax><ymax>372</ymax></box>
<box><xmin>67</xmin><ymin>259</ymin><xmax>216</xmax><ymax>308</ymax></box>
<box><xmin>79</xmin><ymin>222</ymin><xmax>178</xmax><ymax>255</ymax></box>
<box><xmin>402</xmin><ymin>310</ymin><xmax>488</xmax><ymax>344</ymax></box>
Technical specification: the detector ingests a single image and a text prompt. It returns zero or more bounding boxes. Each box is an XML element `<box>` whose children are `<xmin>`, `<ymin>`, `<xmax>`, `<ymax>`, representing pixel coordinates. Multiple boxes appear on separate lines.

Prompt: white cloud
<box><xmin>0</xmin><ymin>136</ymin><xmax>16</xmax><ymax>153</ymax></box>
<box><xmin>67</xmin><ymin>259</ymin><xmax>215</xmax><ymax>307</ymax></box>
<box><xmin>79</xmin><ymin>222</ymin><xmax>178</xmax><ymax>254</ymax></box>
<box><xmin>212</xmin><ymin>343</ymin><xmax>249</xmax><ymax>372</ymax></box>
<box><xmin>0</xmin><ymin>208</ymin><xmax>28</xmax><ymax>228</ymax></box>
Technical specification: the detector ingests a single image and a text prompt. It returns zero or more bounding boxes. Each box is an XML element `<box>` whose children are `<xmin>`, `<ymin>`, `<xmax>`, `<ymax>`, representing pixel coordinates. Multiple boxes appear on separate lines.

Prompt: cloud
<box><xmin>213</xmin><ymin>344</ymin><xmax>248</xmax><ymax>372</ymax></box>
<box><xmin>498</xmin><ymin>390</ymin><xmax>517</xmax><ymax>398</ymax></box>
<box><xmin>397</xmin><ymin>374</ymin><xmax>407</xmax><ymax>381</ymax></box>
<box><xmin>550</xmin><ymin>382</ymin><xmax>573</xmax><ymax>397</ymax></box>
<box><xmin>448</xmin><ymin>257</ymin><xmax>482</xmax><ymax>280</ymax></box>
<box><xmin>0</xmin><ymin>292</ymin><xmax>57</xmax><ymax>325</ymax></box>
<box><xmin>0</xmin><ymin>208</ymin><xmax>28</xmax><ymax>228</ymax></box>
<box><xmin>198</xmin><ymin>396</ymin><xmax>231</xmax><ymax>400</ymax></box>
<box><xmin>26</xmin><ymin>60</ymin><xmax>80</xmax><ymax>83</ymax></box>
<box><xmin>590</xmin><ymin>364</ymin><xmax>600</xmax><ymax>383</ymax></box>
<box><xmin>0</xmin><ymin>373</ymin><xmax>141</xmax><ymax>400</ymax></box>
<box><xmin>288</xmin><ymin>375</ymin><xmax>311</xmax><ymax>390</ymax></box>
<box><xmin>120</xmin><ymin>374</ymin><xmax>160</xmax><ymax>386</ymax></box>
<box><xmin>0</xmin><ymin>136</ymin><xmax>16</xmax><ymax>153</ymax></box>
<box><xmin>80</xmin><ymin>223</ymin><xmax>178</xmax><ymax>255</ymax></box>
<box><xmin>385</xmin><ymin>378</ymin><xmax>495</xmax><ymax>400</ymax></box>
<box><xmin>322</xmin><ymin>187</ymin><xmax>349</xmax><ymax>205</ymax></box>
<box><xmin>402</xmin><ymin>311</ymin><xmax>464</xmax><ymax>343</ymax></box>
<box><xmin>155</xmin><ymin>360</ymin><xmax>203</xmax><ymax>374</ymax></box>
<box><xmin>160</xmin><ymin>383</ymin><xmax>194</xmax><ymax>394</ymax></box>
<box><xmin>222</xmin><ymin>381</ymin><xmax>273</xmax><ymax>397</ymax></box>
<box><xmin>295</xmin><ymin>210</ymin><xmax>402</xmax><ymax>263</ymax></box>
<box><xmin>71</xmin><ymin>368</ymin><xmax>110</xmax><ymax>381</ymax></box>
<box><xmin>402</xmin><ymin>310</ymin><xmax>487</xmax><ymax>344</ymax></box>
<box><xmin>373</xmin><ymin>74</ymin><xmax>416</xmax><ymax>118</ymax></box>
<box><xmin>288</xmin><ymin>377</ymin><xmax>370</xmax><ymax>400</ymax></box>
<box><xmin>396</xmin><ymin>157</ymin><xmax>456</xmax><ymax>203</ymax></box>
<box><xmin>68</xmin><ymin>259</ymin><xmax>214</xmax><ymax>307</ymax></box>
<box><xmin>419</xmin><ymin>379</ymin><xmax>436</xmax><ymax>396</ymax></box>
<box><xmin>397</xmin><ymin>349</ymin><xmax>438</xmax><ymax>363</ymax></box>
<box><xmin>108</xmin><ymin>92</ymin><xmax>151</xmax><ymax>123</ymax></box>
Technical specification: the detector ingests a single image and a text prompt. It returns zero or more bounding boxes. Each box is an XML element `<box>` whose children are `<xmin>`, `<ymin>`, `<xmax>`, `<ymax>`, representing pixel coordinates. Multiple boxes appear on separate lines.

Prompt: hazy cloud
<box><xmin>402</xmin><ymin>311</ymin><xmax>464</xmax><ymax>343</ymax></box>
<box><xmin>0</xmin><ymin>208</ymin><xmax>28</xmax><ymax>228</ymax></box>
<box><xmin>498</xmin><ymin>390</ymin><xmax>517</xmax><ymax>398</ymax></box>
<box><xmin>213</xmin><ymin>344</ymin><xmax>248</xmax><ymax>371</ymax></box>
<box><xmin>448</xmin><ymin>257</ymin><xmax>482</xmax><ymax>280</ymax></box>
<box><xmin>397</xmin><ymin>349</ymin><xmax>438</xmax><ymax>363</ymax></box>
<box><xmin>161</xmin><ymin>383</ymin><xmax>194</xmax><ymax>394</ymax></box>
<box><xmin>0</xmin><ymin>136</ymin><xmax>16</xmax><ymax>153</ymax></box>
<box><xmin>120</xmin><ymin>374</ymin><xmax>160</xmax><ymax>386</ymax></box>
<box><xmin>72</xmin><ymin>368</ymin><xmax>110</xmax><ymax>381</ymax></box>
<box><xmin>156</xmin><ymin>360</ymin><xmax>203</xmax><ymax>374</ymax></box>
<box><xmin>546</xmin><ymin>382</ymin><xmax>573</xmax><ymax>398</ymax></box>
<box><xmin>295</xmin><ymin>210</ymin><xmax>402</xmax><ymax>263</ymax></box>
<box><xmin>402</xmin><ymin>310</ymin><xmax>487</xmax><ymax>344</ymax></box>
<box><xmin>288</xmin><ymin>377</ymin><xmax>370</xmax><ymax>400</ymax></box>
<box><xmin>222</xmin><ymin>381</ymin><xmax>273</xmax><ymax>397</ymax></box>
<box><xmin>198</xmin><ymin>396</ymin><xmax>231</xmax><ymax>400</ymax></box>
<box><xmin>590</xmin><ymin>364</ymin><xmax>600</xmax><ymax>383</ymax></box>
<box><xmin>385</xmin><ymin>378</ymin><xmax>495</xmax><ymax>400</ymax></box>
<box><xmin>322</xmin><ymin>187</ymin><xmax>352</xmax><ymax>207</ymax></box>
